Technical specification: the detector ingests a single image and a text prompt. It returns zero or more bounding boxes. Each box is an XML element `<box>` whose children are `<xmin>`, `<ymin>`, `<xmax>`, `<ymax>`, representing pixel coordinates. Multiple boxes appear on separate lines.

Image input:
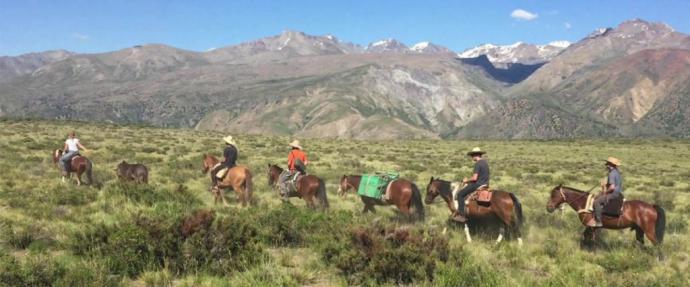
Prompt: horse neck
<box><xmin>348</xmin><ymin>176</ymin><xmax>361</xmax><ymax>189</ymax></box>
<box><xmin>562</xmin><ymin>187</ymin><xmax>589</xmax><ymax>210</ymax></box>
<box><xmin>436</xmin><ymin>180</ymin><xmax>453</xmax><ymax>204</ymax></box>
<box><xmin>206</xmin><ymin>155</ymin><xmax>218</xmax><ymax>165</ymax></box>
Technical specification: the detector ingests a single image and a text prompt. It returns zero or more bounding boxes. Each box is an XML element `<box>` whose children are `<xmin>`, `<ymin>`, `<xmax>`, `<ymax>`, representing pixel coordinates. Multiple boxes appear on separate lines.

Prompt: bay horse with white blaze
<box><xmin>267</xmin><ymin>164</ymin><xmax>328</xmax><ymax>210</ymax></box>
<box><xmin>338</xmin><ymin>175</ymin><xmax>424</xmax><ymax>221</ymax></box>
<box><xmin>53</xmin><ymin>149</ymin><xmax>93</xmax><ymax>186</ymax></box>
<box><xmin>546</xmin><ymin>185</ymin><xmax>665</xmax><ymax>246</ymax></box>
<box><xmin>425</xmin><ymin>177</ymin><xmax>523</xmax><ymax>245</ymax></box>
<box><xmin>201</xmin><ymin>154</ymin><xmax>253</xmax><ymax>207</ymax></box>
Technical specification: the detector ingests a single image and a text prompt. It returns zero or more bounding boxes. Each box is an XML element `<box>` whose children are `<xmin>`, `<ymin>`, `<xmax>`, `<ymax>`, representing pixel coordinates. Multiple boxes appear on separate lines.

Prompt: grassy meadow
<box><xmin>0</xmin><ymin>119</ymin><xmax>688</xmax><ymax>286</ymax></box>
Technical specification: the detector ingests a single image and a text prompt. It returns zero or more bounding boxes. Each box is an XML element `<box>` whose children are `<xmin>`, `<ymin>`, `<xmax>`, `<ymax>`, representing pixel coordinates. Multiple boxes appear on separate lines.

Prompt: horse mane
<box><xmin>560</xmin><ymin>185</ymin><xmax>589</xmax><ymax>194</ymax></box>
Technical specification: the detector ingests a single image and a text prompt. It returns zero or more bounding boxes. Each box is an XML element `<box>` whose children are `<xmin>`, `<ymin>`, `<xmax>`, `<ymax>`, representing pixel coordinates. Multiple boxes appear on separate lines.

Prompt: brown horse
<box><xmin>338</xmin><ymin>175</ymin><xmax>424</xmax><ymax>221</ymax></box>
<box><xmin>267</xmin><ymin>164</ymin><xmax>328</xmax><ymax>210</ymax></box>
<box><xmin>201</xmin><ymin>154</ymin><xmax>253</xmax><ymax>207</ymax></box>
<box><xmin>53</xmin><ymin>149</ymin><xmax>93</xmax><ymax>186</ymax></box>
<box><xmin>546</xmin><ymin>185</ymin><xmax>665</xmax><ymax>246</ymax></box>
<box><xmin>425</xmin><ymin>177</ymin><xmax>523</xmax><ymax>245</ymax></box>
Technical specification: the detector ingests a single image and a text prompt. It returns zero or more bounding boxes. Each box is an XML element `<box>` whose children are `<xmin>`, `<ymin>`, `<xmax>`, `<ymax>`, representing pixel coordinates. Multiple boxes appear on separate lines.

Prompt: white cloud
<box><xmin>206</xmin><ymin>47</ymin><xmax>217</xmax><ymax>52</ymax></box>
<box><xmin>72</xmin><ymin>33</ymin><xmax>89</xmax><ymax>41</ymax></box>
<box><xmin>564</xmin><ymin>22</ymin><xmax>572</xmax><ymax>29</ymax></box>
<box><xmin>511</xmin><ymin>9</ymin><xmax>538</xmax><ymax>21</ymax></box>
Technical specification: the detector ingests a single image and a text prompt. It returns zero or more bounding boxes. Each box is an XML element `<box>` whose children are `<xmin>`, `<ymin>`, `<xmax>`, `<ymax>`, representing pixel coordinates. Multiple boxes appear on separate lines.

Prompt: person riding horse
<box><xmin>279</xmin><ymin>140</ymin><xmax>308</xmax><ymax>200</ymax></box>
<box><xmin>59</xmin><ymin>131</ymin><xmax>89</xmax><ymax>176</ymax></box>
<box><xmin>210</xmin><ymin>135</ymin><xmax>238</xmax><ymax>191</ymax></box>
<box><xmin>452</xmin><ymin>147</ymin><xmax>490</xmax><ymax>223</ymax></box>
<box><xmin>592</xmin><ymin>157</ymin><xmax>624</xmax><ymax>227</ymax></box>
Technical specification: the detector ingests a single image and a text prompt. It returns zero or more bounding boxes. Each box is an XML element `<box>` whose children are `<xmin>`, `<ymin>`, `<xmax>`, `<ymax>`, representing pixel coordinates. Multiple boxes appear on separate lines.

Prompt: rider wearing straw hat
<box><xmin>452</xmin><ymin>147</ymin><xmax>490</xmax><ymax>223</ymax></box>
<box><xmin>210</xmin><ymin>135</ymin><xmax>239</xmax><ymax>190</ymax></box>
<box><xmin>279</xmin><ymin>139</ymin><xmax>309</xmax><ymax>199</ymax></box>
<box><xmin>592</xmin><ymin>157</ymin><xmax>624</xmax><ymax>227</ymax></box>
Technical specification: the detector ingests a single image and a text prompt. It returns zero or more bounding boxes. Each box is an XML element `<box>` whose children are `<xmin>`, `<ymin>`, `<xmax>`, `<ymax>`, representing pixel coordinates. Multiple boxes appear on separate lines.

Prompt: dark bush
<box><xmin>321</xmin><ymin>225</ymin><xmax>448</xmax><ymax>285</ymax></box>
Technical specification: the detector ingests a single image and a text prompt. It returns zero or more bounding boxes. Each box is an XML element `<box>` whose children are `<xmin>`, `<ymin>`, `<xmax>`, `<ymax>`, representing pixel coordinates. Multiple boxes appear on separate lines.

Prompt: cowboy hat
<box><xmin>223</xmin><ymin>135</ymin><xmax>237</xmax><ymax>147</ymax></box>
<box><xmin>466</xmin><ymin>147</ymin><xmax>486</xmax><ymax>156</ymax></box>
<box><xmin>604</xmin><ymin>157</ymin><xmax>622</xmax><ymax>166</ymax></box>
<box><xmin>289</xmin><ymin>139</ymin><xmax>302</xmax><ymax>150</ymax></box>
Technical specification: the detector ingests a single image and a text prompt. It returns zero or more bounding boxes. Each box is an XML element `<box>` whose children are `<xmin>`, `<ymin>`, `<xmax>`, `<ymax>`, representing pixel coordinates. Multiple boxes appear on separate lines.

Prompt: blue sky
<box><xmin>1</xmin><ymin>0</ymin><xmax>689</xmax><ymax>56</ymax></box>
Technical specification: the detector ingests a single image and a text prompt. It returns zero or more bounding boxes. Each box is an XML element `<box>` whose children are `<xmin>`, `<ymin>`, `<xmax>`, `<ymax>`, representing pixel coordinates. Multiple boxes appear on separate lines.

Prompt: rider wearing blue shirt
<box><xmin>593</xmin><ymin>157</ymin><xmax>624</xmax><ymax>227</ymax></box>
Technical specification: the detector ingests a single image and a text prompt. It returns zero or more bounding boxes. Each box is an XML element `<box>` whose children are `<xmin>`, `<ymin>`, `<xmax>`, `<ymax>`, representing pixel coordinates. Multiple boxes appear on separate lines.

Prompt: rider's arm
<box><xmin>463</xmin><ymin>173</ymin><xmax>478</xmax><ymax>183</ymax></box>
<box><xmin>63</xmin><ymin>143</ymin><xmax>69</xmax><ymax>151</ymax></box>
<box><xmin>77</xmin><ymin>142</ymin><xmax>88</xmax><ymax>152</ymax></box>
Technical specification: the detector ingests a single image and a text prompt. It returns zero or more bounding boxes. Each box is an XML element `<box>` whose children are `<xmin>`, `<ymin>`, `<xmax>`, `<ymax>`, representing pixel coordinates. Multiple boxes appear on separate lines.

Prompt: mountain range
<box><xmin>0</xmin><ymin>19</ymin><xmax>688</xmax><ymax>139</ymax></box>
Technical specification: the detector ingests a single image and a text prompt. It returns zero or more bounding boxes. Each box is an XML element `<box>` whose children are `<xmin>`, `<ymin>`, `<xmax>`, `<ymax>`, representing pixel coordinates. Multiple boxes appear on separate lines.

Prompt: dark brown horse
<box><xmin>338</xmin><ymin>175</ymin><xmax>424</xmax><ymax>221</ymax></box>
<box><xmin>546</xmin><ymin>185</ymin><xmax>665</xmax><ymax>246</ymax></box>
<box><xmin>116</xmin><ymin>161</ymin><xmax>149</xmax><ymax>184</ymax></box>
<box><xmin>425</xmin><ymin>177</ymin><xmax>523</xmax><ymax>245</ymax></box>
<box><xmin>201</xmin><ymin>154</ymin><xmax>254</xmax><ymax>207</ymax></box>
<box><xmin>53</xmin><ymin>149</ymin><xmax>93</xmax><ymax>186</ymax></box>
<box><xmin>267</xmin><ymin>164</ymin><xmax>328</xmax><ymax>210</ymax></box>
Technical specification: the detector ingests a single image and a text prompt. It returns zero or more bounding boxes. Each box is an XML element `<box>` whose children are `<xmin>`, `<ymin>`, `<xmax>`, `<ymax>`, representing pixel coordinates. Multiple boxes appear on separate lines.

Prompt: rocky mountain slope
<box><xmin>1</xmin><ymin>19</ymin><xmax>689</xmax><ymax>139</ymax></box>
<box><xmin>459</xmin><ymin>19</ymin><xmax>690</xmax><ymax>138</ymax></box>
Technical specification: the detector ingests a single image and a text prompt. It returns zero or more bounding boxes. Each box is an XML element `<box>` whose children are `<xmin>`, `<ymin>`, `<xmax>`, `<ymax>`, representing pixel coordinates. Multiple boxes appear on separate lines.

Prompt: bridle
<box><xmin>555</xmin><ymin>186</ymin><xmax>589</xmax><ymax>210</ymax></box>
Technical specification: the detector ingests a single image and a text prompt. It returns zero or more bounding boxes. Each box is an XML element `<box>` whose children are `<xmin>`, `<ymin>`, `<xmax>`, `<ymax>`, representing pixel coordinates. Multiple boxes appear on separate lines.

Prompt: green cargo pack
<box><xmin>357</xmin><ymin>172</ymin><xmax>400</xmax><ymax>199</ymax></box>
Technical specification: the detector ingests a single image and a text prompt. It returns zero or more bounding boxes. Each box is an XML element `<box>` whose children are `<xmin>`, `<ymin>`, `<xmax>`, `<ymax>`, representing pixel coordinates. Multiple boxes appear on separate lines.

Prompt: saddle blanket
<box><xmin>357</xmin><ymin>172</ymin><xmax>399</xmax><ymax>200</ymax></box>
<box><xmin>579</xmin><ymin>193</ymin><xmax>625</xmax><ymax>216</ymax></box>
<box><xmin>212</xmin><ymin>163</ymin><xmax>229</xmax><ymax>179</ymax></box>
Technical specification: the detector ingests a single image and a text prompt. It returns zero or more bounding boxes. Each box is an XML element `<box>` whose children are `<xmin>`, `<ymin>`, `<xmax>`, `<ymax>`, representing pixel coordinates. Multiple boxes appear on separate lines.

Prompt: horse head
<box><xmin>267</xmin><ymin>164</ymin><xmax>282</xmax><ymax>187</ymax></box>
<box><xmin>201</xmin><ymin>154</ymin><xmax>217</xmax><ymax>174</ymax></box>
<box><xmin>338</xmin><ymin>175</ymin><xmax>352</xmax><ymax>197</ymax></box>
<box><xmin>546</xmin><ymin>184</ymin><xmax>566</xmax><ymax>213</ymax></box>
<box><xmin>52</xmin><ymin>149</ymin><xmax>63</xmax><ymax>164</ymax></box>
<box><xmin>425</xmin><ymin>177</ymin><xmax>443</xmax><ymax>204</ymax></box>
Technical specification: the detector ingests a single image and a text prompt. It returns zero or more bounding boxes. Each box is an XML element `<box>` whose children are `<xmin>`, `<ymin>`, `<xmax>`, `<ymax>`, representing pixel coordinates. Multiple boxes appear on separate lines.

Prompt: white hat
<box><xmin>289</xmin><ymin>139</ymin><xmax>302</xmax><ymax>150</ymax></box>
<box><xmin>467</xmin><ymin>147</ymin><xmax>486</xmax><ymax>156</ymax></box>
<box><xmin>223</xmin><ymin>135</ymin><xmax>237</xmax><ymax>147</ymax></box>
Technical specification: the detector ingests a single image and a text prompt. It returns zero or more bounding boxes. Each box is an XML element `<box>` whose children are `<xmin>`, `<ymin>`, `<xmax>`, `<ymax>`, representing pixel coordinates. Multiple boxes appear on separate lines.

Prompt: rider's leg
<box><xmin>456</xmin><ymin>183</ymin><xmax>478</xmax><ymax>217</ymax></box>
<box><xmin>210</xmin><ymin>164</ymin><xmax>226</xmax><ymax>189</ymax></box>
<box><xmin>593</xmin><ymin>194</ymin><xmax>608</xmax><ymax>226</ymax></box>
<box><xmin>60</xmin><ymin>150</ymin><xmax>78</xmax><ymax>175</ymax></box>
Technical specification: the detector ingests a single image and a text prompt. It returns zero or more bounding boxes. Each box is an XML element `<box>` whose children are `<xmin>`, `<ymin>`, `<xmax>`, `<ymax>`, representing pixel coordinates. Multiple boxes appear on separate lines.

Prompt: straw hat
<box><xmin>604</xmin><ymin>157</ymin><xmax>621</xmax><ymax>167</ymax></box>
<box><xmin>223</xmin><ymin>135</ymin><xmax>237</xmax><ymax>147</ymax></box>
<box><xmin>466</xmin><ymin>147</ymin><xmax>486</xmax><ymax>156</ymax></box>
<box><xmin>289</xmin><ymin>139</ymin><xmax>302</xmax><ymax>150</ymax></box>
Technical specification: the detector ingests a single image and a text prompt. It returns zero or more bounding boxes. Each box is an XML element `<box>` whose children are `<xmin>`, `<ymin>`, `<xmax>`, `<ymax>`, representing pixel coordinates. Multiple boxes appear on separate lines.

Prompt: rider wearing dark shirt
<box><xmin>211</xmin><ymin>136</ymin><xmax>238</xmax><ymax>189</ymax></box>
<box><xmin>453</xmin><ymin>147</ymin><xmax>490</xmax><ymax>223</ymax></box>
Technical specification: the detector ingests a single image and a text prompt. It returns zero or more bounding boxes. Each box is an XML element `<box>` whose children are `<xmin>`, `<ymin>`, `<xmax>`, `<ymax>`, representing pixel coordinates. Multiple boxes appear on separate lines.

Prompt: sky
<box><xmin>1</xmin><ymin>0</ymin><xmax>690</xmax><ymax>56</ymax></box>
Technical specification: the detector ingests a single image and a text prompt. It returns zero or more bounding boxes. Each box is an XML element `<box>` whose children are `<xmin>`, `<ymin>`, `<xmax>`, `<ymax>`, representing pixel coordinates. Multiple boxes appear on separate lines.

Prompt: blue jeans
<box><xmin>59</xmin><ymin>150</ymin><xmax>79</xmax><ymax>172</ymax></box>
<box><xmin>456</xmin><ymin>183</ymin><xmax>480</xmax><ymax>216</ymax></box>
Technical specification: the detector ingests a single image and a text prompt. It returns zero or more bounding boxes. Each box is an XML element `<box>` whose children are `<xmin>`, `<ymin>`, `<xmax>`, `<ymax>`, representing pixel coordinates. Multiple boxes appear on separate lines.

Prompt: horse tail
<box><xmin>411</xmin><ymin>183</ymin><xmax>425</xmax><ymax>221</ymax></box>
<box><xmin>509</xmin><ymin>192</ymin><xmax>524</xmax><ymax>229</ymax></box>
<box><xmin>654</xmin><ymin>205</ymin><xmax>666</xmax><ymax>244</ymax></box>
<box><xmin>316</xmin><ymin>178</ymin><xmax>329</xmax><ymax>210</ymax></box>
<box><xmin>86</xmin><ymin>159</ymin><xmax>94</xmax><ymax>186</ymax></box>
<box><xmin>244</xmin><ymin>169</ymin><xmax>254</xmax><ymax>205</ymax></box>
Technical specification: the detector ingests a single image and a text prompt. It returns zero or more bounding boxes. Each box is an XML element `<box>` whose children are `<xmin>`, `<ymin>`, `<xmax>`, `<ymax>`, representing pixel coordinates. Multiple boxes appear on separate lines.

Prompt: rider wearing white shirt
<box><xmin>60</xmin><ymin>131</ymin><xmax>89</xmax><ymax>175</ymax></box>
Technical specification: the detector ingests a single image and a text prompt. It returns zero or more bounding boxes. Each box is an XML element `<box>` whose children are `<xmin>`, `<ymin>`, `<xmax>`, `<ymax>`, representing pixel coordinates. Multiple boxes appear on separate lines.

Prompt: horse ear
<box><xmin>429</xmin><ymin>176</ymin><xmax>434</xmax><ymax>183</ymax></box>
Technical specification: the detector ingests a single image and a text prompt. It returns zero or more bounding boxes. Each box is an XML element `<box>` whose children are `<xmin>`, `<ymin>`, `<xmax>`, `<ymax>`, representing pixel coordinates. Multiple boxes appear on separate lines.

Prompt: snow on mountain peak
<box><xmin>459</xmin><ymin>41</ymin><xmax>570</xmax><ymax>64</ymax></box>
<box><xmin>547</xmin><ymin>41</ymin><xmax>571</xmax><ymax>48</ymax></box>
<box><xmin>411</xmin><ymin>42</ymin><xmax>430</xmax><ymax>51</ymax></box>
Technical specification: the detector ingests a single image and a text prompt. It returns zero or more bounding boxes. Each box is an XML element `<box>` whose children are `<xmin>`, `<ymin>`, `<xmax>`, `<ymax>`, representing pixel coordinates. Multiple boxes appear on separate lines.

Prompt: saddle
<box><xmin>65</xmin><ymin>154</ymin><xmax>82</xmax><ymax>171</ymax></box>
<box><xmin>467</xmin><ymin>185</ymin><xmax>492</xmax><ymax>205</ymax></box>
